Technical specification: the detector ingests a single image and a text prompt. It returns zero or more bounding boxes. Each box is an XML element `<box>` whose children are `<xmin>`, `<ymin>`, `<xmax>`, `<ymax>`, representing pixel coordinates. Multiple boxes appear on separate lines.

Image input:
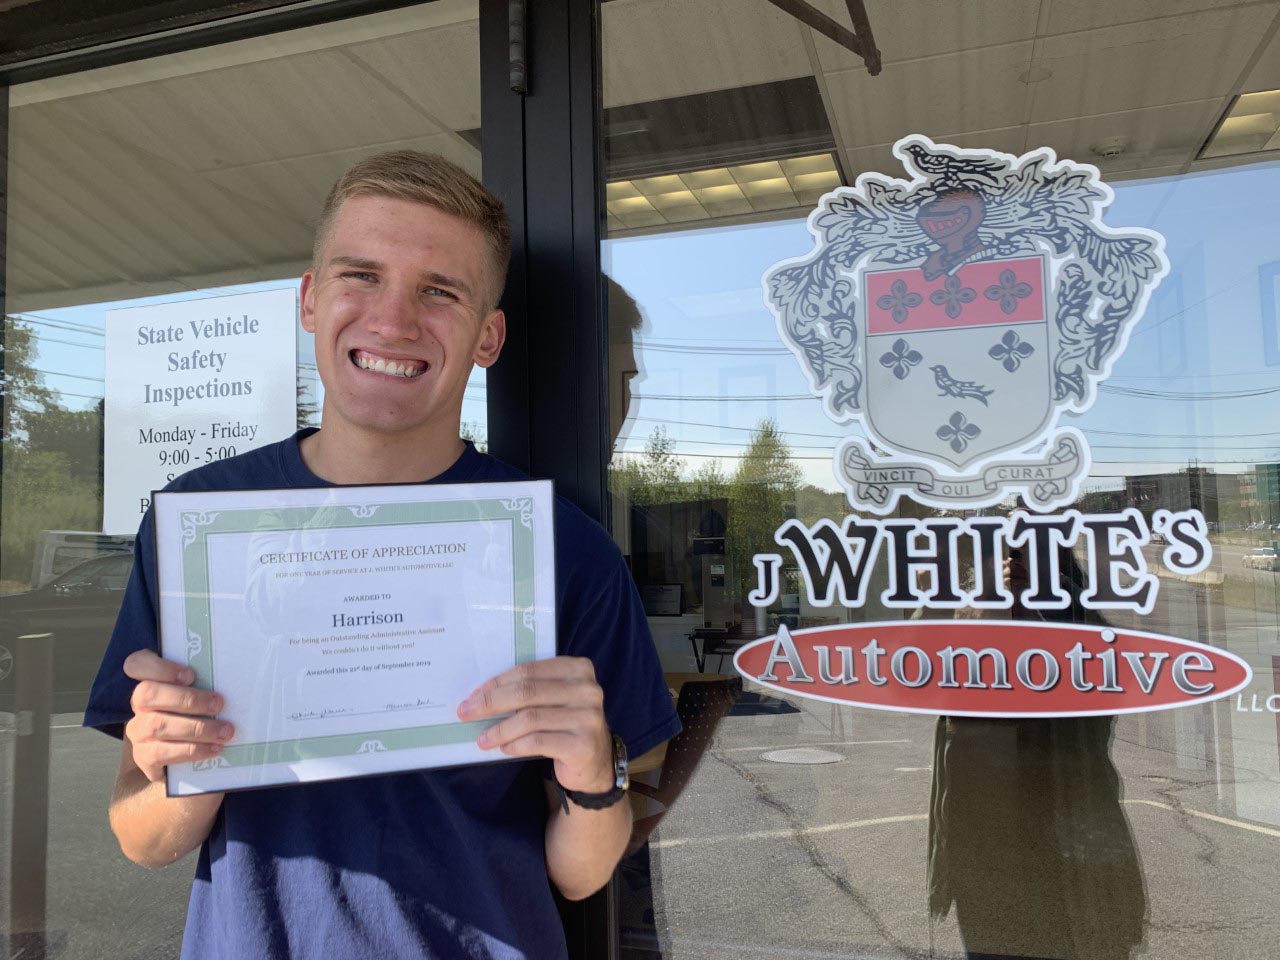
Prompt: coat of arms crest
<box><xmin>763</xmin><ymin>136</ymin><xmax>1169</xmax><ymax>514</ymax></box>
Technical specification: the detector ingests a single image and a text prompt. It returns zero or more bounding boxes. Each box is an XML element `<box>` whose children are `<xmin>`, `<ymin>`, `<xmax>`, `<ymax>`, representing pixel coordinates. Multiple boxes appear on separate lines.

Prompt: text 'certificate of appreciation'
<box><xmin>153</xmin><ymin>480</ymin><xmax>556</xmax><ymax>795</ymax></box>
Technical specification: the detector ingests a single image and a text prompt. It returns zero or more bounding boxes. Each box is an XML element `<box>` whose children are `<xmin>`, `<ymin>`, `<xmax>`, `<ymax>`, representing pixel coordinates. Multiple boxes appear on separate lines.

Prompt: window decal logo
<box><xmin>734</xmin><ymin>621</ymin><xmax>1252</xmax><ymax>719</ymax></box>
<box><xmin>763</xmin><ymin>136</ymin><xmax>1170</xmax><ymax>514</ymax></box>
<box><xmin>741</xmin><ymin>137</ymin><xmax>1252</xmax><ymax>719</ymax></box>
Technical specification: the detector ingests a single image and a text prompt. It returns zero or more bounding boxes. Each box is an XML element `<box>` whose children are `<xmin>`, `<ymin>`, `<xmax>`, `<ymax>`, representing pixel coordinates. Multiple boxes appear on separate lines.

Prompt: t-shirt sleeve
<box><xmin>557</xmin><ymin>520</ymin><xmax>681</xmax><ymax>760</ymax></box>
<box><xmin>83</xmin><ymin>508</ymin><xmax>160</xmax><ymax>739</ymax></box>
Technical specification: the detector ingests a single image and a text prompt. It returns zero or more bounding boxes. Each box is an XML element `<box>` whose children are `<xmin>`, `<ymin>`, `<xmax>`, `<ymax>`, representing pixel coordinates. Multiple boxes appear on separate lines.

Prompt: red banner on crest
<box><xmin>866</xmin><ymin>257</ymin><xmax>1045</xmax><ymax>335</ymax></box>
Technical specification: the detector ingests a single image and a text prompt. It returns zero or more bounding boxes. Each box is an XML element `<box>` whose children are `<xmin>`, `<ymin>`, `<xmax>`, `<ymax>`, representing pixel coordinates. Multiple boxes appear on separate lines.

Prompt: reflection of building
<box><xmin>1077</xmin><ymin>487</ymin><xmax>1126</xmax><ymax>514</ymax></box>
<box><xmin>1125</xmin><ymin>468</ymin><xmax>1249</xmax><ymax>527</ymax></box>
<box><xmin>1258</xmin><ymin>463</ymin><xmax>1280</xmax><ymax>524</ymax></box>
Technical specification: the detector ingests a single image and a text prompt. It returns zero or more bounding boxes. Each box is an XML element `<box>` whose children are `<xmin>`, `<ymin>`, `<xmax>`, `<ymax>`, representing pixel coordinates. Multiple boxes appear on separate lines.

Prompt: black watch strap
<box><xmin>556</xmin><ymin>733</ymin><xmax>629</xmax><ymax>813</ymax></box>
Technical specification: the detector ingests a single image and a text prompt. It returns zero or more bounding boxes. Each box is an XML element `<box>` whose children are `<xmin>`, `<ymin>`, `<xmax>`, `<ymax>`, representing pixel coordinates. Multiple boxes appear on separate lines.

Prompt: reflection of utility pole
<box><xmin>8</xmin><ymin>634</ymin><xmax>52</xmax><ymax>960</ymax></box>
<box><xmin>765</xmin><ymin>0</ymin><xmax>882</xmax><ymax>74</ymax></box>
<box><xmin>1</xmin><ymin>89</ymin><xmax>7</xmax><ymax>491</ymax></box>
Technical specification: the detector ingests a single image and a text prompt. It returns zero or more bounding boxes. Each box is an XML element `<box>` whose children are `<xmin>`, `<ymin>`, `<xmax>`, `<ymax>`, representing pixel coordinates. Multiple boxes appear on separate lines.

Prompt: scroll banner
<box><xmin>837</xmin><ymin>431</ymin><xmax>1087</xmax><ymax>514</ymax></box>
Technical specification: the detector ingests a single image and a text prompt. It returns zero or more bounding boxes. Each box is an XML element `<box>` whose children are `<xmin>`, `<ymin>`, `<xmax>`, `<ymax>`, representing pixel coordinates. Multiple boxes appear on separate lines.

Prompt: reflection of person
<box><xmin>928</xmin><ymin>547</ymin><xmax>1147</xmax><ymax>960</ymax></box>
<box><xmin>84</xmin><ymin>152</ymin><xmax>680</xmax><ymax>959</ymax></box>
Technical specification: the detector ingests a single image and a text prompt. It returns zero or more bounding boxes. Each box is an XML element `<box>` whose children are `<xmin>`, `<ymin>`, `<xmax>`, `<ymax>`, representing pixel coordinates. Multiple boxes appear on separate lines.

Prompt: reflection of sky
<box><xmin>605</xmin><ymin>160</ymin><xmax>1280</xmax><ymax>492</ymax></box>
<box><xmin>13</xmin><ymin>277</ymin><xmax>489</xmax><ymax>443</ymax></box>
<box><xmin>13</xmin><ymin>160</ymin><xmax>1279</xmax><ymax>491</ymax></box>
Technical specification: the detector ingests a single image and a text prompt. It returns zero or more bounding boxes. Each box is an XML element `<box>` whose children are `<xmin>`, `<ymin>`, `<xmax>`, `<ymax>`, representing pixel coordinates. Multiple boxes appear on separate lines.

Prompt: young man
<box><xmin>85</xmin><ymin>152</ymin><xmax>680</xmax><ymax>960</ymax></box>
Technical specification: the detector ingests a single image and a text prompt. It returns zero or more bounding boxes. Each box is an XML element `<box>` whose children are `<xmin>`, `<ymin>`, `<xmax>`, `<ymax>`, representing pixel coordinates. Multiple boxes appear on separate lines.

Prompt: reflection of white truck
<box><xmin>30</xmin><ymin>531</ymin><xmax>135</xmax><ymax>588</ymax></box>
<box><xmin>1242</xmin><ymin>546</ymin><xmax>1280</xmax><ymax>572</ymax></box>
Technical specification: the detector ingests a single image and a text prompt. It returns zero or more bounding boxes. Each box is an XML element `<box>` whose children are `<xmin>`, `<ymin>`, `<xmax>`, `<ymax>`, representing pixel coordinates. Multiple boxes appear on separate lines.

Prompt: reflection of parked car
<box><xmin>29</xmin><ymin>530</ymin><xmax>134</xmax><ymax>588</ymax></box>
<box><xmin>0</xmin><ymin>554</ymin><xmax>132</xmax><ymax>714</ymax></box>
<box><xmin>1242</xmin><ymin>547</ymin><xmax>1280</xmax><ymax>571</ymax></box>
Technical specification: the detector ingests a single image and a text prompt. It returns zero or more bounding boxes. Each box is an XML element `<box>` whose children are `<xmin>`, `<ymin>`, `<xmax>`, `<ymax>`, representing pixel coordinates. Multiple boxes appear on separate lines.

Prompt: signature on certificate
<box><xmin>288</xmin><ymin>698</ymin><xmax>438</xmax><ymax>722</ymax></box>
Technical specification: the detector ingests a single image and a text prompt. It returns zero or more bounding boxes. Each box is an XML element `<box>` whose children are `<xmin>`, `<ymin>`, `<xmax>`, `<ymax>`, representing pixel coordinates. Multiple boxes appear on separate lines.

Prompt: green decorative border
<box><xmin>176</xmin><ymin>496</ymin><xmax>538</xmax><ymax>771</ymax></box>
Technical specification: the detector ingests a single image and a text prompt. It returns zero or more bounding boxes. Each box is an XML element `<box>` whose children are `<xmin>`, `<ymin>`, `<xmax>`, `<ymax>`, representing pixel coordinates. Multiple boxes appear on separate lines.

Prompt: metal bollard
<box><xmin>8</xmin><ymin>633</ymin><xmax>52</xmax><ymax>960</ymax></box>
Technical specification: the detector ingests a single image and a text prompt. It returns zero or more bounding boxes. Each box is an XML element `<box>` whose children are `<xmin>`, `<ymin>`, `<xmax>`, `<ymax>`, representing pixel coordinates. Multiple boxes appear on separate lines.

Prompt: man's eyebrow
<box><xmin>328</xmin><ymin>257</ymin><xmax>474</xmax><ymax>300</ymax></box>
<box><xmin>422</xmin><ymin>271</ymin><xmax>473</xmax><ymax>300</ymax></box>
<box><xmin>329</xmin><ymin>255</ymin><xmax>383</xmax><ymax>272</ymax></box>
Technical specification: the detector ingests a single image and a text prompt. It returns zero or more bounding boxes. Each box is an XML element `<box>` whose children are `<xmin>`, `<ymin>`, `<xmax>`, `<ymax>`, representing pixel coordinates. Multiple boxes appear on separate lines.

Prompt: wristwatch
<box><xmin>558</xmin><ymin>733</ymin><xmax>629</xmax><ymax>811</ymax></box>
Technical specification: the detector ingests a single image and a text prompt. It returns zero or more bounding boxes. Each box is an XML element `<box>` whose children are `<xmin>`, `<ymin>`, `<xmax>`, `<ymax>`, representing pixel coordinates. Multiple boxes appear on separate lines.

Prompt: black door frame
<box><xmin>0</xmin><ymin>0</ymin><xmax>613</xmax><ymax>956</ymax></box>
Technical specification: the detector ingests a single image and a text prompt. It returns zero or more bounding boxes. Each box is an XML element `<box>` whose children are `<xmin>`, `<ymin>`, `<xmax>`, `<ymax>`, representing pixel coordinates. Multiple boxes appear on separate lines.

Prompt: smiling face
<box><xmin>300</xmin><ymin>194</ymin><xmax>505</xmax><ymax>447</ymax></box>
<box><xmin>916</xmin><ymin>189</ymin><xmax>985</xmax><ymax>249</ymax></box>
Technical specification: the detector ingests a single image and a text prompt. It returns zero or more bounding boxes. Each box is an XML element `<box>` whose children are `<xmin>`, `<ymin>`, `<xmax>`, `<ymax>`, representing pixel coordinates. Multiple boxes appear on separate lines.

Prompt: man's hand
<box><xmin>457</xmin><ymin>656</ymin><xmax>613</xmax><ymax>793</ymax></box>
<box><xmin>123</xmin><ymin>649</ymin><xmax>234</xmax><ymax>783</ymax></box>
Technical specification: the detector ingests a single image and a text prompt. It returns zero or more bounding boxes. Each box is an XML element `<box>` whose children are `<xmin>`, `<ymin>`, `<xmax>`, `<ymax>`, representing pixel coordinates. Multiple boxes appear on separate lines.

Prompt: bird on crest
<box><xmin>929</xmin><ymin>365</ymin><xmax>993</xmax><ymax>406</ymax></box>
<box><xmin>900</xmin><ymin>142</ymin><xmax>1003</xmax><ymax>192</ymax></box>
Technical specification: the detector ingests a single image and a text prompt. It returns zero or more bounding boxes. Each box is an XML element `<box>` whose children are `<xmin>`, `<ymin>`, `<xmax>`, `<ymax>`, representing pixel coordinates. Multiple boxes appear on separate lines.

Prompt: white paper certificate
<box><xmin>153</xmin><ymin>480</ymin><xmax>556</xmax><ymax>795</ymax></box>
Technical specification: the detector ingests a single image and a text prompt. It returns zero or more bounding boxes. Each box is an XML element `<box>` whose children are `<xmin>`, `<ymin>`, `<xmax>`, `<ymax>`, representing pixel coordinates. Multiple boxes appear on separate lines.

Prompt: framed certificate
<box><xmin>153</xmin><ymin>480</ymin><xmax>556</xmax><ymax>795</ymax></box>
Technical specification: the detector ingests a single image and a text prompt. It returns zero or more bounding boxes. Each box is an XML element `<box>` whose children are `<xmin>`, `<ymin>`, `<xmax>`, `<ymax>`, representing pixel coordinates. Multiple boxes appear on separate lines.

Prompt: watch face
<box><xmin>613</xmin><ymin>733</ymin><xmax>629</xmax><ymax>790</ymax></box>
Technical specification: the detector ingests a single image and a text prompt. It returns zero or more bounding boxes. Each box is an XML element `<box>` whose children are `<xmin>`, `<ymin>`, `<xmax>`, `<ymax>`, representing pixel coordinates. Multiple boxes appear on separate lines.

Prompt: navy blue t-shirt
<box><xmin>85</xmin><ymin>430</ymin><xmax>680</xmax><ymax>960</ymax></box>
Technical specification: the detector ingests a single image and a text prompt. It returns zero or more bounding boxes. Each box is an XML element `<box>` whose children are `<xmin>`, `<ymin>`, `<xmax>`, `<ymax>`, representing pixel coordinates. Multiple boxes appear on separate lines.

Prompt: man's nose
<box><xmin>365</xmin><ymin>285</ymin><xmax>422</xmax><ymax>339</ymax></box>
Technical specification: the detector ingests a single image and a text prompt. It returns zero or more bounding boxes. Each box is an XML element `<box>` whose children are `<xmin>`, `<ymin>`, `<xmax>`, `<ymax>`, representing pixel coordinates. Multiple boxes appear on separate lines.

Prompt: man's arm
<box><xmin>458</xmin><ymin>657</ymin><xmax>631</xmax><ymax>900</ymax></box>
<box><xmin>542</xmin><ymin>780</ymin><xmax>632</xmax><ymax>901</ymax></box>
<box><xmin>108</xmin><ymin>650</ymin><xmax>233</xmax><ymax>868</ymax></box>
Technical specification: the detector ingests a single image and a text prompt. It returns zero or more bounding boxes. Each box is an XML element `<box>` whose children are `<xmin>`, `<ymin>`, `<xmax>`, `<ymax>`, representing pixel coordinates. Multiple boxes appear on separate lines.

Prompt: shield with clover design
<box><xmin>863</xmin><ymin>255</ymin><xmax>1051</xmax><ymax>472</ymax></box>
<box><xmin>764</xmin><ymin>136</ymin><xmax>1170</xmax><ymax>513</ymax></box>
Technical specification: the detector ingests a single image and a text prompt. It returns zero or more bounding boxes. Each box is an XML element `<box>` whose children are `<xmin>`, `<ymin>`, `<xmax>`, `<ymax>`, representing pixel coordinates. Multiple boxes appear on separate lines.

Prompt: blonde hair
<box><xmin>313</xmin><ymin>151</ymin><xmax>511</xmax><ymax>307</ymax></box>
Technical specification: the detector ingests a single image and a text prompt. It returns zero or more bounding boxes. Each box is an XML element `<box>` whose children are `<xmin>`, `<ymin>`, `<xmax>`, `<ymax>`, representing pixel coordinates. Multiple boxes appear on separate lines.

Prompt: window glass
<box><xmin>602</xmin><ymin>2</ymin><xmax>1280</xmax><ymax>958</ymax></box>
<box><xmin>1</xmin><ymin>3</ymin><xmax>483</xmax><ymax>954</ymax></box>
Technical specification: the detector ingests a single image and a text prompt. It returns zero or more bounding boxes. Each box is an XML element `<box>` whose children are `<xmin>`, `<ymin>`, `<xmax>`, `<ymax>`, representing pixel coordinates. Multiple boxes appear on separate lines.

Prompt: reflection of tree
<box><xmin>610</xmin><ymin>419</ymin><xmax>802</xmax><ymax>600</ymax></box>
<box><xmin>1</xmin><ymin>319</ymin><xmax>103</xmax><ymax>586</ymax></box>
<box><xmin>296</xmin><ymin>378</ymin><xmax>319</xmax><ymax>430</ymax></box>
<box><xmin>460</xmin><ymin>420</ymin><xmax>488</xmax><ymax>454</ymax></box>
<box><xmin>3</xmin><ymin>322</ymin><xmax>56</xmax><ymax>442</ymax></box>
<box><xmin>726</xmin><ymin>421</ymin><xmax>800</xmax><ymax>599</ymax></box>
<box><xmin>611</xmin><ymin>426</ymin><xmax>684</xmax><ymax>508</ymax></box>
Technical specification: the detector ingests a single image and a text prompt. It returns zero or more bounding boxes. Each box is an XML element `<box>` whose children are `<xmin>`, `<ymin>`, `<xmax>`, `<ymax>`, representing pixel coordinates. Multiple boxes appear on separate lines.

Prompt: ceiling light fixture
<box><xmin>1199</xmin><ymin>89</ymin><xmax>1280</xmax><ymax>160</ymax></box>
<box><xmin>606</xmin><ymin>152</ymin><xmax>843</xmax><ymax>231</ymax></box>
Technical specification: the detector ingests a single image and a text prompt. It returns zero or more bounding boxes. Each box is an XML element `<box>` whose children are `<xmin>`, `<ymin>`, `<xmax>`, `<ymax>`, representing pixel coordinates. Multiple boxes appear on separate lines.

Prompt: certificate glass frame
<box><xmin>153</xmin><ymin>479</ymin><xmax>556</xmax><ymax>795</ymax></box>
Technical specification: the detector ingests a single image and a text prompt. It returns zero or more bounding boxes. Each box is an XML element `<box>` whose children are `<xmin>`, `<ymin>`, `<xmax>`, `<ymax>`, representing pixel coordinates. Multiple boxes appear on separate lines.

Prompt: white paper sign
<box><xmin>104</xmin><ymin>289</ymin><xmax>298</xmax><ymax>534</ymax></box>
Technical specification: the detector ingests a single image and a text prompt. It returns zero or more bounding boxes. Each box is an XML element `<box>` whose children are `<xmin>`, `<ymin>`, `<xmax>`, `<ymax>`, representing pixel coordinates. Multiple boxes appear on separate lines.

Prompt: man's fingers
<box><xmin>459</xmin><ymin>658</ymin><xmax>601</xmax><ymax>720</ymax></box>
<box><xmin>130</xmin><ymin>739</ymin><xmax>228</xmax><ymax>782</ymax></box>
<box><xmin>124</xmin><ymin>649</ymin><xmax>196</xmax><ymax>686</ymax></box>
<box><xmin>137</xmin><ymin>713</ymin><xmax>234</xmax><ymax>745</ymax></box>
<box><xmin>130</xmin><ymin>679</ymin><xmax>224</xmax><ymax>717</ymax></box>
<box><xmin>477</xmin><ymin>706</ymin><xmax>596</xmax><ymax>751</ymax></box>
<box><xmin>479</xmin><ymin>657</ymin><xmax>596</xmax><ymax>692</ymax></box>
<box><xmin>488</xmin><ymin>730</ymin><xmax>581</xmax><ymax>761</ymax></box>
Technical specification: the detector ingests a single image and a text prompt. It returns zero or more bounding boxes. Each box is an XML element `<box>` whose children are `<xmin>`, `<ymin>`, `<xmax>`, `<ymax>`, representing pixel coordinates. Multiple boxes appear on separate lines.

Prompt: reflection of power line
<box><xmin>1087</xmin><ymin>426</ymin><xmax>1280</xmax><ymax>439</ymax></box>
<box><xmin>641</xmin><ymin>346</ymin><xmax>1280</xmax><ymax>372</ymax></box>
<box><xmin>1108</xmin><ymin>370</ymin><xmax>1280</xmax><ymax>381</ymax></box>
<box><xmin>629</xmin><ymin>414</ymin><xmax>844</xmax><ymax>441</ymax></box>
<box><xmin>14</xmin><ymin>316</ymin><xmax>104</xmax><ymax>337</ymax></box>
<box><xmin>635</xmin><ymin>385</ymin><xmax>1280</xmax><ymax>402</ymax></box>
<box><xmin>22</xmin><ymin>334</ymin><xmax>101</xmax><ymax>350</ymax></box>
<box><xmin>640</xmin><ymin>342</ymin><xmax>790</xmax><ymax>355</ymax></box>
<box><xmin>1100</xmin><ymin>383</ymin><xmax>1280</xmax><ymax>400</ymax></box>
<box><xmin>32</xmin><ymin>367</ymin><xmax>104</xmax><ymax>383</ymax></box>
<box><xmin>611</xmin><ymin>448</ymin><xmax>1248</xmax><ymax>474</ymax></box>
<box><xmin>1127</xmin><ymin>265</ymin><xmax>1254</xmax><ymax>340</ymax></box>
<box><xmin>626</xmin><ymin>414</ymin><xmax>1280</xmax><ymax>449</ymax></box>
<box><xmin>621</xmin><ymin>430</ymin><xmax>1279</xmax><ymax>456</ymax></box>
<box><xmin>637</xmin><ymin>393</ymin><xmax>813</xmax><ymax>401</ymax></box>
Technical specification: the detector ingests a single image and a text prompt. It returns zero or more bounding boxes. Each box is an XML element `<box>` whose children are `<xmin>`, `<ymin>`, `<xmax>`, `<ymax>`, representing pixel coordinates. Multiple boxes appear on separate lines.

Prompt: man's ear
<box><xmin>299</xmin><ymin>270</ymin><xmax>317</xmax><ymax>333</ymax></box>
<box><xmin>473</xmin><ymin>309</ymin><xmax>506</xmax><ymax>368</ymax></box>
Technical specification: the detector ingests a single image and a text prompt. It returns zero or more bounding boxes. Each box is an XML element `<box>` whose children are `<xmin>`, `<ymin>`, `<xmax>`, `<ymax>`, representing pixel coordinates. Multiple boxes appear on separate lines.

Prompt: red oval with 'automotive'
<box><xmin>733</xmin><ymin>620</ymin><xmax>1253</xmax><ymax>718</ymax></box>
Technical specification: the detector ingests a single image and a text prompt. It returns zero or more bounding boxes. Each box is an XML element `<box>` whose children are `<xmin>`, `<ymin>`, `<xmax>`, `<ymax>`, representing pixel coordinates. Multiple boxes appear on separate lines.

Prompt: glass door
<box><xmin>1</xmin><ymin>4</ymin><xmax>492</xmax><ymax>955</ymax></box>
<box><xmin>602</xmin><ymin>2</ymin><xmax>1280</xmax><ymax>958</ymax></box>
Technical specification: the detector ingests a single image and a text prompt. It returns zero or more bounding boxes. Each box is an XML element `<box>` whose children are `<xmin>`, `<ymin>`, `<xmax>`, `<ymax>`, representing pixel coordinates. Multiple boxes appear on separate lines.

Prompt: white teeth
<box><xmin>354</xmin><ymin>353</ymin><xmax>425</xmax><ymax>378</ymax></box>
